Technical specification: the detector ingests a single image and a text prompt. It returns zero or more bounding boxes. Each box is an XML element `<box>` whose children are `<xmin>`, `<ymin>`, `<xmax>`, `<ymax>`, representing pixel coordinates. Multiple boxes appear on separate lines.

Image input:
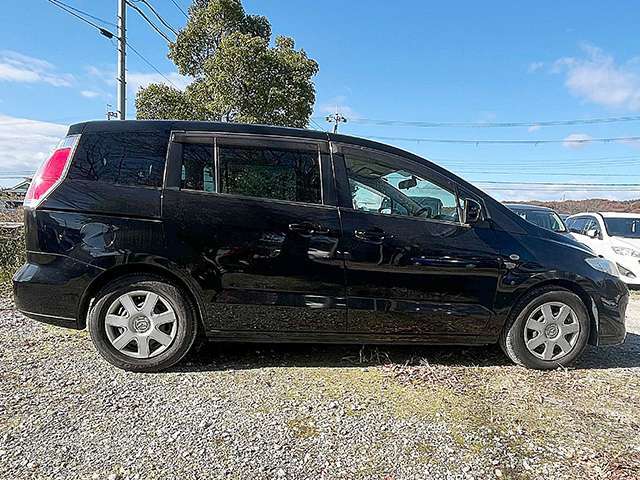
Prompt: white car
<box><xmin>566</xmin><ymin>212</ymin><xmax>640</xmax><ymax>286</ymax></box>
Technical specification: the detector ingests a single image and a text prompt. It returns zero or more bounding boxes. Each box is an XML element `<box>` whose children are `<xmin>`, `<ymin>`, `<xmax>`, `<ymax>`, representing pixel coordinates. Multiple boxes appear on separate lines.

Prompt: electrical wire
<box><xmin>313</xmin><ymin>114</ymin><xmax>640</xmax><ymax>129</ymax></box>
<box><xmin>456</xmin><ymin>171</ymin><xmax>640</xmax><ymax>177</ymax></box>
<box><xmin>133</xmin><ymin>0</ymin><xmax>178</xmax><ymax>35</ymax></box>
<box><xmin>48</xmin><ymin>0</ymin><xmax>115</xmax><ymax>38</ymax></box>
<box><xmin>126</xmin><ymin>0</ymin><xmax>174</xmax><ymax>43</ymax></box>
<box><xmin>125</xmin><ymin>41</ymin><xmax>179</xmax><ymax>89</ymax></box>
<box><xmin>366</xmin><ymin>134</ymin><xmax>640</xmax><ymax>145</ymax></box>
<box><xmin>309</xmin><ymin>118</ymin><xmax>325</xmax><ymax>131</ymax></box>
<box><xmin>49</xmin><ymin>0</ymin><xmax>116</xmax><ymax>27</ymax></box>
<box><xmin>168</xmin><ymin>0</ymin><xmax>188</xmax><ymax>19</ymax></box>
<box><xmin>473</xmin><ymin>181</ymin><xmax>640</xmax><ymax>187</ymax></box>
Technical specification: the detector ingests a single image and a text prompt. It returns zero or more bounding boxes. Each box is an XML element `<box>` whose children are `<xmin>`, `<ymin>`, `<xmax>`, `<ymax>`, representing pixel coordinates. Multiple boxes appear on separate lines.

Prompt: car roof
<box><xmin>598</xmin><ymin>212</ymin><xmax>640</xmax><ymax>218</ymax></box>
<box><xmin>66</xmin><ymin>119</ymin><xmax>485</xmax><ymax>198</ymax></box>
<box><xmin>504</xmin><ymin>203</ymin><xmax>555</xmax><ymax>212</ymax></box>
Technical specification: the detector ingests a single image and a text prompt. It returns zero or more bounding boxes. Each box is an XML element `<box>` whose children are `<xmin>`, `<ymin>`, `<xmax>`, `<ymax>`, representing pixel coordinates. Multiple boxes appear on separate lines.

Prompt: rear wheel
<box><xmin>88</xmin><ymin>275</ymin><xmax>198</xmax><ymax>372</ymax></box>
<box><xmin>500</xmin><ymin>288</ymin><xmax>590</xmax><ymax>369</ymax></box>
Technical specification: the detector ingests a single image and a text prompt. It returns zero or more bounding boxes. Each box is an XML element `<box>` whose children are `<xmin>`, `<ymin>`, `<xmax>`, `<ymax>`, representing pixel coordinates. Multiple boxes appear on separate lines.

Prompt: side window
<box><xmin>345</xmin><ymin>152</ymin><xmax>459</xmax><ymax>222</ymax></box>
<box><xmin>568</xmin><ymin>217</ymin><xmax>588</xmax><ymax>234</ymax></box>
<box><xmin>218</xmin><ymin>144</ymin><xmax>321</xmax><ymax>204</ymax></box>
<box><xmin>583</xmin><ymin>217</ymin><xmax>601</xmax><ymax>236</ymax></box>
<box><xmin>69</xmin><ymin>131</ymin><xmax>168</xmax><ymax>187</ymax></box>
<box><xmin>181</xmin><ymin>142</ymin><xmax>214</xmax><ymax>192</ymax></box>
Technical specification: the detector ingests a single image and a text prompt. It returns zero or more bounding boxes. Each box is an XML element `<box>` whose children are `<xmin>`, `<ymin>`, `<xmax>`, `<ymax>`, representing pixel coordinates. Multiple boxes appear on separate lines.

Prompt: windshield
<box><xmin>513</xmin><ymin>209</ymin><xmax>567</xmax><ymax>233</ymax></box>
<box><xmin>604</xmin><ymin>217</ymin><xmax>640</xmax><ymax>238</ymax></box>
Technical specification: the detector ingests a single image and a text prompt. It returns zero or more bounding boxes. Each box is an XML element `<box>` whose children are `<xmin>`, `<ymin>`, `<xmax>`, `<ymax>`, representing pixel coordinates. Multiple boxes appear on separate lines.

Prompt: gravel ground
<box><xmin>1</xmin><ymin>282</ymin><xmax>639</xmax><ymax>480</ymax></box>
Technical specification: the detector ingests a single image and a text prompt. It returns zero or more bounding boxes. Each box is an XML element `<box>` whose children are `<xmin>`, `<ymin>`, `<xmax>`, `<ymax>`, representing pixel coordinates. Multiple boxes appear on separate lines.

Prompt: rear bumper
<box><xmin>13</xmin><ymin>252</ymin><xmax>103</xmax><ymax>330</ymax></box>
<box><xmin>589</xmin><ymin>277</ymin><xmax>629</xmax><ymax>346</ymax></box>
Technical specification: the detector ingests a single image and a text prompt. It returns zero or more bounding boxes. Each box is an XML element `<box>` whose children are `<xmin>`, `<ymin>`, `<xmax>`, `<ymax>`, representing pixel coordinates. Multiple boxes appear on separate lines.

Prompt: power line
<box><xmin>126</xmin><ymin>41</ymin><xmax>178</xmax><ymax>89</ymax></box>
<box><xmin>168</xmin><ymin>0</ymin><xmax>188</xmax><ymax>19</ymax></box>
<box><xmin>315</xmin><ymin>114</ymin><xmax>640</xmax><ymax>129</ymax></box>
<box><xmin>133</xmin><ymin>0</ymin><xmax>178</xmax><ymax>35</ymax></box>
<box><xmin>474</xmin><ymin>181</ymin><xmax>640</xmax><ymax>187</ymax></box>
<box><xmin>48</xmin><ymin>0</ymin><xmax>115</xmax><ymax>38</ymax></box>
<box><xmin>482</xmin><ymin>187</ymin><xmax>640</xmax><ymax>195</ymax></box>
<box><xmin>432</xmin><ymin>154</ymin><xmax>640</xmax><ymax>163</ymax></box>
<box><xmin>458</xmin><ymin>171</ymin><xmax>640</xmax><ymax>177</ymax></box>
<box><xmin>126</xmin><ymin>0</ymin><xmax>174</xmax><ymax>43</ymax></box>
<box><xmin>367</xmin><ymin>134</ymin><xmax>640</xmax><ymax>145</ymax></box>
<box><xmin>49</xmin><ymin>0</ymin><xmax>117</xmax><ymax>27</ymax></box>
<box><xmin>309</xmin><ymin>118</ymin><xmax>325</xmax><ymax>131</ymax></box>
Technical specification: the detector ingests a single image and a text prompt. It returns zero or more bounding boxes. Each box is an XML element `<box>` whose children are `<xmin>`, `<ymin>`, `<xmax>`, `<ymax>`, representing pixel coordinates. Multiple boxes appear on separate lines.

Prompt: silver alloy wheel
<box><xmin>104</xmin><ymin>290</ymin><xmax>178</xmax><ymax>359</ymax></box>
<box><xmin>524</xmin><ymin>301</ymin><xmax>580</xmax><ymax>361</ymax></box>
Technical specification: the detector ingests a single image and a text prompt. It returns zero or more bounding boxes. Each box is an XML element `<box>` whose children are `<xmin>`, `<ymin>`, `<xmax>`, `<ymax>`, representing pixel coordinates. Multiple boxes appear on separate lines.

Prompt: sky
<box><xmin>1</xmin><ymin>0</ymin><xmax>640</xmax><ymax>201</ymax></box>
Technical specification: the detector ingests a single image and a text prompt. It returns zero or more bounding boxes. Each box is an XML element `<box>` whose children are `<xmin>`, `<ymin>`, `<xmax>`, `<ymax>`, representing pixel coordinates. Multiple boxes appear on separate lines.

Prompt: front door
<box><xmin>163</xmin><ymin>133</ymin><xmax>346</xmax><ymax>334</ymax></box>
<box><xmin>332</xmin><ymin>144</ymin><xmax>501</xmax><ymax>340</ymax></box>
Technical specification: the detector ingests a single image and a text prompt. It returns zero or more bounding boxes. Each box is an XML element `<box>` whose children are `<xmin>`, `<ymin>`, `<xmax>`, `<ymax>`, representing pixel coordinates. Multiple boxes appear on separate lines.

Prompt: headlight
<box><xmin>585</xmin><ymin>257</ymin><xmax>620</xmax><ymax>277</ymax></box>
<box><xmin>612</xmin><ymin>246</ymin><xmax>640</xmax><ymax>257</ymax></box>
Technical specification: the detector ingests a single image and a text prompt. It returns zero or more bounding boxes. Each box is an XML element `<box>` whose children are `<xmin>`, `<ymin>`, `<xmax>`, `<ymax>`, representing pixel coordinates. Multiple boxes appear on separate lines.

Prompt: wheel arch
<box><xmin>508</xmin><ymin>279</ymin><xmax>598</xmax><ymax>345</ymax></box>
<box><xmin>77</xmin><ymin>263</ymin><xmax>207</xmax><ymax>331</ymax></box>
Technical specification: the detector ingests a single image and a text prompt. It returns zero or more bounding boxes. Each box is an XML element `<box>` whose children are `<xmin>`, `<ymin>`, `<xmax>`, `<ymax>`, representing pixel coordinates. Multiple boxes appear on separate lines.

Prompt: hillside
<box><xmin>509</xmin><ymin>199</ymin><xmax>640</xmax><ymax>215</ymax></box>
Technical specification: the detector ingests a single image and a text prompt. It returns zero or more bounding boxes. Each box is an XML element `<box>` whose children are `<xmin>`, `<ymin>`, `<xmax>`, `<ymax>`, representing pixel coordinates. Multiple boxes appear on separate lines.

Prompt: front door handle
<box><xmin>354</xmin><ymin>228</ymin><xmax>386</xmax><ymax>243</ymax></box>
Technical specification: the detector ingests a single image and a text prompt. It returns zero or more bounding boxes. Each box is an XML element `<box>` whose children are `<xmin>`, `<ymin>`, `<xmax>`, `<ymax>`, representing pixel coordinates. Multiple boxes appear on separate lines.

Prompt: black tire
<box><xmin>499</xmin><ymin>287</ymin><xmax>590</xmax><ymax>369</ymax></box>
<box><xmin>88</xmin><ymin>274</ymin><xmax>198</xmax><ymax>372</ymax></box>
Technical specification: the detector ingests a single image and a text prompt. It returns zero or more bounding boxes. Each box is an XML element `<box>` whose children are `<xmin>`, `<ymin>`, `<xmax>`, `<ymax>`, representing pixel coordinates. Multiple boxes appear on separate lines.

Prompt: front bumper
<box><xmin>13</xmin><ymin>252</ymin><xmax>103</xmax><ymax>330</ymax></box>
<box><xmin>589</xmin><ymin>276</ymin><xmax>629</xmax><ymax>346</ymax></box>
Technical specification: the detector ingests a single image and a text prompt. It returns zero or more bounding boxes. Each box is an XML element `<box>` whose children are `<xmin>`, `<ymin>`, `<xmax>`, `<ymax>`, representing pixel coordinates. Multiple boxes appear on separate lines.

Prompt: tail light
<box><xmin>24</xmin><ymin>134</ymin><xmax>80</xmax><ymax>208</ymax></box>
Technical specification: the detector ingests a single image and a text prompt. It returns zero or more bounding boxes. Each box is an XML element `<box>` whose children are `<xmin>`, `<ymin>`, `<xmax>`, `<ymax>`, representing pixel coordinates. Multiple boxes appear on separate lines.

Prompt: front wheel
<box><xmin>88</xmin><ymin>275</ymin><xmax>198</xmax><ymax>372</ymax></box>
<box><xmin>500</xmin><ymin>288</ymin><xmax>590</xmax><ymax>369</ymax></box>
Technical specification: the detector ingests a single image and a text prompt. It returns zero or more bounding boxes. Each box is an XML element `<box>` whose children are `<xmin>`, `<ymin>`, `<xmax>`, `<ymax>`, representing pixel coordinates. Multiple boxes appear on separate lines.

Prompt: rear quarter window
<box><xmin>68</xmin><ymin>131</ymin><xmax>169</xmax><ymax>188</ymax></box>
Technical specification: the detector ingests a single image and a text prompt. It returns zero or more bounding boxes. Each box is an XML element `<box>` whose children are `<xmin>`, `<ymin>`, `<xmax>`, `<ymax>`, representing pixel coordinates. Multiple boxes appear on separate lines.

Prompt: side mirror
<box><xmin>463</xmin><ymin>198</ymin><xmax>482</xmax><ymax>224</ymax></box>
<box><xmin>586</xmin><ymin>229</ymin><xmax>600</xmax><ymax>239</ymax></box>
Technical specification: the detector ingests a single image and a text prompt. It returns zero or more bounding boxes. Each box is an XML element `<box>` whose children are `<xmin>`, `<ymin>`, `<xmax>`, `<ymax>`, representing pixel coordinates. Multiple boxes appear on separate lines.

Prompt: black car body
<box><xmin>13</xmin><ymin>121</ymin><xmax>628</xmax><ymax>371</ymax></box>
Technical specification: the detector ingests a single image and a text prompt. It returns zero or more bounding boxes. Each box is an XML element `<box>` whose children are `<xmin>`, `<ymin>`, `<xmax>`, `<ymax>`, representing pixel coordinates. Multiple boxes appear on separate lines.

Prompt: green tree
<box><xmin>135</xmin><ymin>0</ymin><xmax>318</xmax><ymax>128</ymax></box>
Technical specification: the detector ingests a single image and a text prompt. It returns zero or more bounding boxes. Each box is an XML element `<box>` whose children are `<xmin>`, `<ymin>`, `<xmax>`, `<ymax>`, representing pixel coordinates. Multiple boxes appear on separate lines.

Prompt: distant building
<box><xmin>0</xmin><ymin>177</ymin><xmax>31</xmax><ymax>210</ymax></box>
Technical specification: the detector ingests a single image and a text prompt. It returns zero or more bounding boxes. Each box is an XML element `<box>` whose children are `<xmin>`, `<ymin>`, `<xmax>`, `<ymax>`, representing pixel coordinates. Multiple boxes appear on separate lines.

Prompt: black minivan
<box><xmin>13</xmin><ymin>121</ymin><xmax>628</xmax><ymax>372</ymax></box>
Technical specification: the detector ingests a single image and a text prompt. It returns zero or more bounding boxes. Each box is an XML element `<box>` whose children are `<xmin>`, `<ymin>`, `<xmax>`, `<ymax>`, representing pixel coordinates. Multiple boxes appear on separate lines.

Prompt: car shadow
<box><xmin>171</xmin><ymin>332</ymin><xmax>640</xmax><ymax>373</ymax></box>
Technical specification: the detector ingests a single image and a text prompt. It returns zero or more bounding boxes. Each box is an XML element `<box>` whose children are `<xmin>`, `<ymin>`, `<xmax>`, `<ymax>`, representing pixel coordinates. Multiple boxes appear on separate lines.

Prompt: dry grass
<box><xmin>0</xmin><ymin>209</ymin><xmax>24</xmax><ymax>281</ymax></box>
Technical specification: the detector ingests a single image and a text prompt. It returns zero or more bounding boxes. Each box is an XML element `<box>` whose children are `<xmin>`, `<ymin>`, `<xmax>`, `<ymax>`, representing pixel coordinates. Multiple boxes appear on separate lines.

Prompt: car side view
<box><xmin>13</xmin><ymin>121</ymin><xmax>628</xmax><ymax>372</ymax></box>
<box><xmin>567</xmin><ymin>212</ymin><xmax>640</xmax><ymax>287</ymax></box>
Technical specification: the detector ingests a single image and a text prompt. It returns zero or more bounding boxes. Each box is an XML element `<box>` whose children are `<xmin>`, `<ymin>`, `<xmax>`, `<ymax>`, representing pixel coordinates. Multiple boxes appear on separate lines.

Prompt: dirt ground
<box><xmin>1</xmin><ymin>285</ymin><xmax>639</xmax><ymax>480</ymax></box>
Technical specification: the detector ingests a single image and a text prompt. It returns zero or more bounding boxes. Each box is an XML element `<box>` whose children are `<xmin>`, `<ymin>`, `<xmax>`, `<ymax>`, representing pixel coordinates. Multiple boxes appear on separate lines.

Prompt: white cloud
<box><xmin>563</xmin><ymin>133</ymin><xmax>592</xmax><ymax>149</ymax></box>
<box><xmin>317</xmin><ymin>95</ymin><xmax>359</xmax><ymax>119</ymax></box>
<box><xmin>0</xmin><ymin>114</ymin><xmax>67</xmax><ymax>176</ymax></box>
<box><xmin>527</xmin><ymin>61</ymin><xmax>544</xmax><ymax>73</ymax></box>
<box><xmin>80</xmin><ymin>90</ymin><xmax>100</xmax><ymax>99</ymax></box>
<box><xmin>85</xmin><ymin>65</ymin><xmax>190</xmax><ymax>95</ymax></box>
<box><xmin>0</xmin><ymin>51</ymin><xmax>74</xmax><ymax>87</ymax></box>
<box><xmin>527</xmin><ymin>124</ymin><xmax>541</xmax><ymax>133</ymax></box>
<box><xmin>553</xmin><ymin>44</ymin><xmax>640</xmax><ymax>111</ymax></box>
<box><xmin>126</xmin><ymin>72</ymin><xmax>191</xmax><ymax>94</ymax></box>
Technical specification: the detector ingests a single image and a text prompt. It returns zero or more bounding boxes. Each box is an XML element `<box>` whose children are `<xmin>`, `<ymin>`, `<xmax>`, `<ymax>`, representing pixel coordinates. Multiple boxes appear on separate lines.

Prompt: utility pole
<box><xmin>326</xmin><ymin>112</ymin><xmax>347</xmax><ymax>133</ymax></box>
<box><xmin>117</xmin><ymin>0</ymin><xmax>127</xmax><ymax>120</ymax></box>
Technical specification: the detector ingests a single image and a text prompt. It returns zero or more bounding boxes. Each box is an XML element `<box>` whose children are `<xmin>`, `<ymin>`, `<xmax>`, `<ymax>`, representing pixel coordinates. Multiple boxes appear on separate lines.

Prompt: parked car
<box><xmin>505</xmin><ymin>204</ymin><xmax>569</xmax><ymax>235</ymax></box>
<box><xmin>566</xmin><ymin>212</ymin><xmax>640</xmax><ymax>287</ymax></box>
<box><xmin>13</xmin><ymin>121</ymin><xmax>628</xmax><ymax>372</ymax></box>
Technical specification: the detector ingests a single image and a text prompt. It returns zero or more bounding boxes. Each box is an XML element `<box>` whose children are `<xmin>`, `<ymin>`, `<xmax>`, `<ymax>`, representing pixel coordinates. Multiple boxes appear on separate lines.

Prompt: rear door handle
<box><xmin>354</xmin><ymin>228</ymin><xmax>386</xmax><ymax>243</ymax></box>
<box><xmin>289</xmin><ymin>222</ymin><xmax>331</xmax><ymax>235</ymax></box>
